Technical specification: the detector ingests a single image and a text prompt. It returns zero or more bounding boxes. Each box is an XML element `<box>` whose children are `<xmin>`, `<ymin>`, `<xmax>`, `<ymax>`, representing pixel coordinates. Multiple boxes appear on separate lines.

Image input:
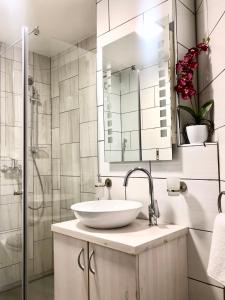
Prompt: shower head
<box><xmin>28</xmin><ymin>76</ymin><xmax>34</xmax><ymax>86</ymax></box>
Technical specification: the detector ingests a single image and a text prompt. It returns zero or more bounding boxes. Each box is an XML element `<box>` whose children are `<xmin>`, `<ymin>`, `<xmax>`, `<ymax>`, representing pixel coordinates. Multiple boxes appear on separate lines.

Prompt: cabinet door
<box><xmin>54</xmin><ymin>233</ymin><xmax>88</xmax><ymax>300</ymax></box>
<box><xmin>89</xmin><ymin>243</ymin><xmax>138</xmax><ymax>300</ymax></box>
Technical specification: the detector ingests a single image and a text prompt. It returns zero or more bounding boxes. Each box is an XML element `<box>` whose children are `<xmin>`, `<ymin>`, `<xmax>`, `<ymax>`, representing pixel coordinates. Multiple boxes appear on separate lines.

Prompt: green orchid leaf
<box><xmin>199</xmin><ymin>100</ymin><xmax>214</xmax><ymax>119</ymax></box>
<box><xmin>178</xmin><ymin>105</ymin><xmax>197</xmax><ymax>120</ymax></box>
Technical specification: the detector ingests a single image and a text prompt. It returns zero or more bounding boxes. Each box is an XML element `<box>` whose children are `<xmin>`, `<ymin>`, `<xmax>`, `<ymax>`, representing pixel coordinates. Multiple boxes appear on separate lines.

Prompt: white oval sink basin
<box><xmin>71</xmin><ymin>200</ymin><xmax>143</xmax><ymax>229</ymax></box>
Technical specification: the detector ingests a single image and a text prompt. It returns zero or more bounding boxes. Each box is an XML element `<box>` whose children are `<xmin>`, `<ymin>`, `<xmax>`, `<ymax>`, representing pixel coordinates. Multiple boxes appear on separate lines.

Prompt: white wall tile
<box><xmin>59</xmin><ymin>76</ymin><xmax>79</xmax><ymax>112</ymax></box>
<box><xmin>179</xmin><ymin>0</ymin><xmax>195</xmax><ymax>13</ymax></box>
<box><xmin>60</xmin><ymin>176</ymin><xmax>80</xmax><ymax>207</ymax></box>
<box><xmin>60</xmin><ymin>109</ymin><xmax>80</xmax><ymax>144</ymax></box>
<box><xmin>109</xmin><ymin>0</ymin><xmax>167</xmax><ymax>29</ymax></box>
<box><xmin>81</xmin><ymin>192</ymin><xmax>96</xmax><ymax>202</ymax></box>
<box><xmin>198</xmin><ymin>14</ymin><xmax>225</xmax><ymax>91</ymax></box>
<box><xmin>188</xmin><ymin>279</ymin><xmax>224</xmax><ymax>300</ymax></box>
<box><xmin>80</xmin><ymin>121</ymin><xmax>97</xmax><ymax>157</ymax></box>
<box><xmin>79</xmin><ymin>85</ymin><xmax>97</xmax><ymax>123</ymax></box>
<box><xmin>79</xmin><ymin>52</ymin><xmax>96</xmax><ymax>89</ymax></box>
<box><xmin>97</xmin><ymin>0</ymin><xmax>109</xmax><ymax>36</ymax></box>
<box><xmin>125</xmin><ymin>177</ymin><xmax>152</xmax><ymax>218</ymax></box>
<box><xmin>81</xmin><ymin>157</ymin><xmax>98</xmax><ymax>193</ymax></box>
<box><xmin>101</xmin><ymin>176</ymin><xmax>125</xmax><ymax>200</ymax></box>
<box><xmin>199</xmin><ymin>71</ymin><xmax>225</xmax><ymax>130</ymax></box>
<box><xmin>151</xmin><ymin>144</ymin><xmax>219</xmax><ymax>180</ymax></box>
<box><xmin>61</xmin><ymin>143</ymin><xmax>80</xmax><ymax>176</ymax></box>
<box><xmin>154</xmin><ymin>178</ymin><xmax>219</xmax><ymax>231</ymax></box>
<box><xmin>197</xmin><ymin>0</ymin><xmax>225</xmax><ymax>43</ymax></box>
<box><xmin>177</xmin><ymin>0</ymin><xmax>196</xmax><ymax>48</ymax></box>
<box><xmin>97</xmin><ymin>15</ymin><xmax>143</xmax><ymax>49</ymax></box>
<box><xmin>188</xmin><ymin>229</ymin><xmax>223</xmax><ymax>287</ymax></box>
<box><xmin>38</xmin><ymin>114</ymin><xmax>51</xmax><ymax>145</ymax></box>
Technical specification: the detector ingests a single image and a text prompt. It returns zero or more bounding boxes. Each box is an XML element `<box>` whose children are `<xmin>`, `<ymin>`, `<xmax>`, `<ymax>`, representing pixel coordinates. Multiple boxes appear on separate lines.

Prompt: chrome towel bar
<box><xmin>218</xmin><ymin>191</ymin><xmax>225</xmax><ymax>213</ymax></box>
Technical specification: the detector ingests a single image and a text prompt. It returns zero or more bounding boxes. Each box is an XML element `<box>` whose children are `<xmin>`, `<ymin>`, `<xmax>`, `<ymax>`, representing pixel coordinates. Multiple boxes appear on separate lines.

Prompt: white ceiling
<box><xmin>0</xmin><ymin>0</ymin><xmax>96</xmax><ymax>55</ymax></box>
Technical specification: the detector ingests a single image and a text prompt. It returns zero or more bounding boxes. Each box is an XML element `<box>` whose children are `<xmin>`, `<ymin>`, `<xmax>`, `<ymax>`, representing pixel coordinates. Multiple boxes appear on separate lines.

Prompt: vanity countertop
<box><xmin>52</xmin><ymin>219</ymin><xmax>188</xmax><ymax>255</ymax></box>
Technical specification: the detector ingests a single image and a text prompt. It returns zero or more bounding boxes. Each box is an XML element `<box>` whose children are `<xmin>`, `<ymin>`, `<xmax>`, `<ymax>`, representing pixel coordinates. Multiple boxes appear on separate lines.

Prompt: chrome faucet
<box><xmin>123</xmin><ymin>167</ymin><xmax>160</xmax><ymax>226</ymax></box>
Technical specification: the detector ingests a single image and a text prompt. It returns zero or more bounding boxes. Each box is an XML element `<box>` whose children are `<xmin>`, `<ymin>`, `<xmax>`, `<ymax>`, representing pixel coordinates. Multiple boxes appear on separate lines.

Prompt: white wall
<box><xmin>97</xmin><ymin>0</ymin><xmax>223</xmax><ymax>299</ymax></box>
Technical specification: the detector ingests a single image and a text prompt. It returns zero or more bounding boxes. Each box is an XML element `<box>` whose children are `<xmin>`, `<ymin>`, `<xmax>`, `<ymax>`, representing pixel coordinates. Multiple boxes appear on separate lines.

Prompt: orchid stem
<box><xmin>190</xmin><ymin>97</ymin><xmax>195</xmax><ymax>113</ymax></box>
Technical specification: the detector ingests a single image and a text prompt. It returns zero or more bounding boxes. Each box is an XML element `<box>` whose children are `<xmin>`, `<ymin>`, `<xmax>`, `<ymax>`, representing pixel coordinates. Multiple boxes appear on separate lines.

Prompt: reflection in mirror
<box><xmin>103</xmin><ymin>16</ymin><xmax>174</xmax><ymax>162</ymax></box>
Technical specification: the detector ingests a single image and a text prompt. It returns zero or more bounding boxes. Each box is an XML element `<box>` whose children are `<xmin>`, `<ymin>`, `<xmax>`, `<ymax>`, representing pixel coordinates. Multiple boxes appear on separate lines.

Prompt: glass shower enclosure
<box><xmin>0</xmin><ymin>24</ymin><xmax>95</xmax><ymax>299</ymax></box>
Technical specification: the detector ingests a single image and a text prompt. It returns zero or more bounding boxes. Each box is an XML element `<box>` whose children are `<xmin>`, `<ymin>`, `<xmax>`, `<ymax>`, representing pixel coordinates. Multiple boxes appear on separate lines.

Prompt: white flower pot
<box><xmin>186</xmin><ymin>125</ymin><xmax>208</xmax><ymax>144</ymax></box>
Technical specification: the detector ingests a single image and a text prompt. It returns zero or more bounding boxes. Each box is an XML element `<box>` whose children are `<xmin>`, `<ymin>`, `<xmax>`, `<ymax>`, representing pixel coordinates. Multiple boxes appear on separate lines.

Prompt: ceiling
<box><xmin>0</xmin><ymin>0</ymin><xmax>96</xmax><ymax>55</ymax></box>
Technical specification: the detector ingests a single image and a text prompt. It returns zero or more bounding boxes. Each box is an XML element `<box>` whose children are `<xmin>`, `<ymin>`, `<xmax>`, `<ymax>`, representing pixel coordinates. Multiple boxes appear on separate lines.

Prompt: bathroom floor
<box><xmin>0</xmin><ymin>275</ymin><xmax>54</xmax><ymax>300</ymax></box>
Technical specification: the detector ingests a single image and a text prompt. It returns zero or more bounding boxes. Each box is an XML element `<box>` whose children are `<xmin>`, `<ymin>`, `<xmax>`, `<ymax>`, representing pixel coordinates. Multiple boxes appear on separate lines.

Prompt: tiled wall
<box><xmin>0</xmin><ymin>43</ymin><xmax>23</xmax><ymax>290</ymax></box>
<box><xmin>196</xmin><ymin>1</ymin><xmax>225</xmax><ymax>187</ymax></box>
<box><xmin>0</xmin><ymin>45</ymin><xmax>53</xmax><ymax>289</ymax></box>
<box><xmin>97</xmin><ymin>0</ymin><xmax>223</xmax><ymax>299</ymax></box>
<box><xmin>0</xmin><ymin>34</ymin><xmax>98</xmax><ymax>291</ymax></box>
<box><xmin>51</xmin><ymin>35</ymin><xmax>98</xmax><ymax>223</ymax></box>
<box><xmin>196</xmin><ymin>1</ymin><xmax>225</xmax><ymax>296</ymax></box>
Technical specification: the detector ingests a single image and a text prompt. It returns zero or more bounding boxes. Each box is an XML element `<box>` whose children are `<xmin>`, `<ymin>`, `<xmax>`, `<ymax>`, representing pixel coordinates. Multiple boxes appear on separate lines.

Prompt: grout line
<box><xmin>178</xmin><ymin>0</ymin><xmax>195</xmax><ymax>15</ymax></box>
<box><xmin>196</xmin><ymin>0</ymin><xmax>204</xmax><ymax>13</ymax></box>
<box><xmin>97</xmin><ymin>0</ymin><xmax>168</xmax><ymax>38</ymax></box>
<box><xmin>189</xmin><ymin>227</ymin><xmax>212</xmax><ymax>233</ymax></box>
<box><xmin>153</xmin><ymin>176</ymin><xmax>219</xmax><ymax>182</ymax></box>
<box><xmin>198</xmin><ymin>69</ymin><xmax>225</xmax><ymax>95</ymax></box>
<box><xmin>209</xmin><ymin>10</ymin><xmax>225</xmax><ymax>37</ymax></box>
<box><xmin>188</xmin><ymin>277</ymin><xmax>224</xmax><ymax>290</ymax></box>
<box><xmin>100</xmin><ymin>175</ymin><xmax>219</xmax><ymax>182</ymax></box>
<box><xmin>177</xmin><ymin>41</ymin><xmax>189</xmax><ymax>50</ymax></box>
<box><xmin>80</xmin><ymin>119</ymin><xmax>97</xmax><ymax>125</ymax></box>
<box><xmin>215</xmin><ymin>124</ymin><xmax>225</xmax><ymax>131</ymax></box>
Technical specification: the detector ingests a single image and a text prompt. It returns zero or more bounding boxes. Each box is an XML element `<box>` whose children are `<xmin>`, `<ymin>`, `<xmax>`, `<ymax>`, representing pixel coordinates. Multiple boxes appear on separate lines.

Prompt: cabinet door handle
<box><xmin>77</xmin><ymin>248</ymin><xmax>85</xmax><ymax>271</ymax></box>
<box><xmin>88</xmin><ymin>250</ymin><xmax>95</xmax><ymax>275</ymax></box>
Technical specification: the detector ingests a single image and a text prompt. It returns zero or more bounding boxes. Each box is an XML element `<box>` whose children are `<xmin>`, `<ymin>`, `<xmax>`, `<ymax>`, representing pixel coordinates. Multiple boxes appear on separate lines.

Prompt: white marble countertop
<box><xmin>51</xmin><ymin>219</ymin><xmax>188</xmax><ymax>255</ymax></box>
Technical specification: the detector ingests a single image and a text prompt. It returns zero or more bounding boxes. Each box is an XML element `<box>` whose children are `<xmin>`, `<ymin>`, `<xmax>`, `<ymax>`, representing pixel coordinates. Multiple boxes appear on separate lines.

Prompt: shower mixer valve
<box><xmin>0</xmin><ymin>158</ymin><xmax>22</xmax><ymax>175</ymax></box>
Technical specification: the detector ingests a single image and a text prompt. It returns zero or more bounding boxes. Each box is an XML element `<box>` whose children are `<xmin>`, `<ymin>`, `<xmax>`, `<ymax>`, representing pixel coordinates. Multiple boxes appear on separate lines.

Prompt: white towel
<box><xmin>207</xmin><ymin>213</ymin><xmax>225</xmax><ymax>286</ymax></box>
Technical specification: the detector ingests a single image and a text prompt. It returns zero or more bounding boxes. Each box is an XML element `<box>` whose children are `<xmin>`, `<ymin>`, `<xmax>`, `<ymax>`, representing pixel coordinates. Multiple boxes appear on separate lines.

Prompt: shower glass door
<box><xmin>0</xmin><ymin>35</ymin><xmax>23</xmax><ymax>299</ymax></box>
<box><xmin>26</xmin><ymin>29</ymin><xmax>90</xmax><ymax>300</ymax></box>
<box><xmin>0</xmin><ymin>25</ymin><xmax>97</xmax><ymax>299</ymax></box>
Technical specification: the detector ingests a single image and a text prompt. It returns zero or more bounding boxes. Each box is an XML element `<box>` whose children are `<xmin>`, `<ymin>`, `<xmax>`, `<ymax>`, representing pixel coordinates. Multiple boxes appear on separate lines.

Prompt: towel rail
<box><xmin>218</xmin><ymin>191</ymin><xmax>225</xmax><ymax>213</ymax></box>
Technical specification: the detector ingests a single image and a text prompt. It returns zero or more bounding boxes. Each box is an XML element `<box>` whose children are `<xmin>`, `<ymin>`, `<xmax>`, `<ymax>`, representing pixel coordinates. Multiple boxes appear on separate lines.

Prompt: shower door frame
<box><xmin>21</xmin><ymin>26</ymin><xmax>29</xmax><ymax>300</ymax></box>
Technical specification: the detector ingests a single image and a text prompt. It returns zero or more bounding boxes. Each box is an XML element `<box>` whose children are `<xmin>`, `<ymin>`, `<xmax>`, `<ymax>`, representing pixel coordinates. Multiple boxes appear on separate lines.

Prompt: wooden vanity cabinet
<box><xmin>54</xmin><ymin>232</ymin><xmax>188</xmax><ymax>300</ymax></box>
<box><xmin>54</xmin><ymin>233</ymin><xmax>88</xmax><ymax>300</ymax></box>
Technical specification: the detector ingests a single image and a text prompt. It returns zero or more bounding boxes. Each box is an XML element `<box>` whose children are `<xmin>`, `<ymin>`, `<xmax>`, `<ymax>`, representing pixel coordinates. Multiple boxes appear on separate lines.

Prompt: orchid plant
<box><xmin>175</xmin><ymin>38</ymin><xmax>214</xmax><ymax>130</ymax></box>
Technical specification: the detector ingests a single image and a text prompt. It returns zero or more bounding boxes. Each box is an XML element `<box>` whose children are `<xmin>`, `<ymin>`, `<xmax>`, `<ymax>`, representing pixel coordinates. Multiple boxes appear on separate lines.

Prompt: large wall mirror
<box><xmin>102</xmin><ymin>15</ymin><xmax>176</xmax><ymax>162</ymax></box>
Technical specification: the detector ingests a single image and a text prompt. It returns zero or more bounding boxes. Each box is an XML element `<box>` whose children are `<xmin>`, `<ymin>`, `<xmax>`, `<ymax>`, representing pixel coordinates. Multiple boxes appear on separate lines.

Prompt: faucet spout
<box><xmin>123</xmin><ymin>167</ymin><xmax>159</xmax><ymax>226</ymax></box>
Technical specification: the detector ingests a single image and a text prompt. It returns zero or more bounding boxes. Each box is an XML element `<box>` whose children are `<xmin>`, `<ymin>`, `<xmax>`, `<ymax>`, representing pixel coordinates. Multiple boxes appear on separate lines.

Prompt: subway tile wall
<box><xmin>0</xmin><ymin>34</ymin><xmax>98</xmax><ymax>291</ymax></box>
<box><xmin>196</xmin><ymin>1</ymin><xmax>225</xmax><ymax>296</ymax></box>
<box><xmin>0</xmin><ymin>45</ymin><xmax>53</xmax><ymax>289</ymax></box>
<box><xmin>97</xmin><ymin>0</ymin><xmax>223</xmax><ymax>299</ymax></box>
<box><xmin>50</xmin><ymin>36</ymin><xmax>98</xmax><ymax>223</ymax></box>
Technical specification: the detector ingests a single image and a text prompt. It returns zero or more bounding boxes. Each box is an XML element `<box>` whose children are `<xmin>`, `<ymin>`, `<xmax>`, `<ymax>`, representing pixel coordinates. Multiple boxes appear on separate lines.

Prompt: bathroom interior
<box><xmin>0</xmin><ymin>0</ymin><xmax>225</xmax><ymax>299</ymax></box>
